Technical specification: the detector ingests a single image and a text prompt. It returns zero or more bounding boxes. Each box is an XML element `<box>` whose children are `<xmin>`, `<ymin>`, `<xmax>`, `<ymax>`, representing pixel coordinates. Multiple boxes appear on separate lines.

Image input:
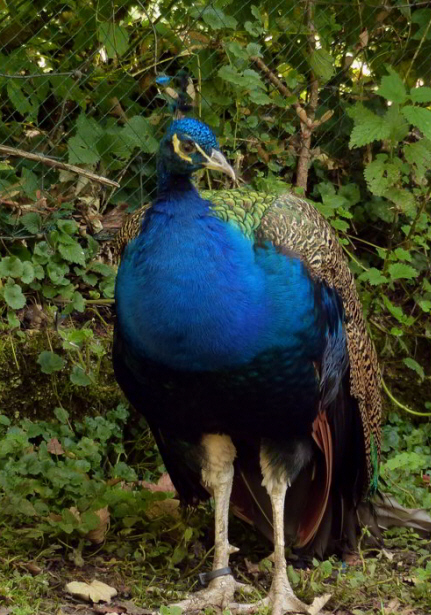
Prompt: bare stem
<box><xmin>0</xmin><ymin>145</ymin><xmax>120</xmax><ymax>188</ymax></box>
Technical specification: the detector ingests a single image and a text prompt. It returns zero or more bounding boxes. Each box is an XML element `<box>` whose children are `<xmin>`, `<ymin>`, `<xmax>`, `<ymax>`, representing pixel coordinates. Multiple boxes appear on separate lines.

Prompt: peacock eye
<box><xmin>181</xmin><ymin>140</ymin><xmax>196</xmax><ymax>155</ymax></box>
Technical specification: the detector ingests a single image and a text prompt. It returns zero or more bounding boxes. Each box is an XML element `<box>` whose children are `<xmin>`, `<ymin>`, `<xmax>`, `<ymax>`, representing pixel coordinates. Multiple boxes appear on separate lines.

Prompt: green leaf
<box><xmin>383</xmin><ymin>296</ymin><xmax>414</xmax><ymax>326</ymax></box>
<box><xmin>201</xmin><ymin>7</ymin><xmax>237</xmax><ymax>30</ymax></box>
<box><xmin>33</xmin><ymin>241</ymin><xmax>53</xmax><ymax>265</ymax></box>
<box><xmin>385</xmin><ymin>188</ymin><xmax>416</xmax><ymax>217</ymax></box>
<box><xmin>251</xmin><ymin>4</ymin><xmax>262</xmax><ymax>21</ymax></box>
<box><xmin>90</xmin><ymin>262</ymin><xmax>115</xmax><ymax>277</ymax></box>
<box><xmin>393</xmin><ymin>247</ymin><xmax>412</xmax><ymax>262</ymax></box>
<box><xmin>100</xmin><ymin>276</ymin><xmax>115</xmax><ymax>298</ymax></box>
<box><xmin>385</xmin><ymin>105</ymin><xmax>410</xmax><ymax>143</ymax></box>
<box><xmin>218</xmin><ymin>65</ymin><xmax>242</xmax><ymax>84</ymax></box>
<box><xmin>67</xmin><ymin>115</ymin><xmax>103</xmax><ymax>165</ymax></box>
<box><xmin>348</xmin><ymin>105</ymin><xmax>391</xmax><ymax>148</ymax></box>
<box><xmin>418</xmin><ymin>299</ymin><xmax>431</xmax><ymax>313</ymax></box>
<box><xmin>410</xmin><ymin>86</ymin><xmax>431</xmax><ymax>103</ymax></box>
<box><xmin>7</xmin><ymin>81</ymin><xmax>39</xmax><ymax>120</ymax></box>
<box><xmin>37</xmin><ymin>351</ymin><xmax>65</xmax><ymax>374</ymax></box>
<box><xmin>412</xmin><ymin>8</ymin><xmax>431</xmax><ymax>40</ymax></box>
<box><xmin>388</xmin><ymin>263</ymin><xmax>419</xmax><ymax>280</ymax></box>
<box><xmin>319</xmin><ymin>560</ymin><xmax>333</xmax><ymax>579</ymax></box>
<box><xmin>403</xmin><ymin>357</ymin><xmax>425</xmax><ymax>381</ymax></box>
<box><xmin>364</xmin><ymin>156</ymin><xmax>400</xmax><ymax>196</ymax></box>
<box><xmin>57</xmin><ymin>219</ymin><xmax>78</xmax><ymax>235</ymax></box>
<box><xmin>82</xmin><ymin>272</ymin><xmax>98</xmax><ymax>286</ymax></box>
<box><xmin>227</xmin><ymin>41</ymin><xmax>248</xmax><ymax>61</ymax></box>
<box><xmin>71</xmin><ymin>291</ymin><xmax>85</xmax><ymax>313</ymax></box>
<box><xmin>330</xmin><ymin>218</ymin><xmax>349</xmax><ymax>232</ymax></box>
<box><xmin>122</xmin><ymin>116</ymin><xmax>159</xmax><ymax>154</ymax></box>
<box><xmin>403</xmin><ymin>139</ymin><xmax>431</xmax><ymax>179</ymax></box>
<box><xmin>97</xmin><ymin>23</ymin><xmax>129</xmax><ymax>58</ymax></box>
<box><xmin>47</xmin><ymin>262</ymin><xmax>69</xmax><ymax>284</ymax></box>
<box><xmin>376</xmin><ymin>68</ymin><xmax>407</xmax><ymax>104</ymax></box>
<box><xmin>21</xmin><ymin>261</ymin><xmax>35</xmax><ymax>284</ymax></box>
<box><xmin>54</xmin><ymin>407</ymin><xmax>69</xmax><ymax>424</ymax></box>
<box><xmin>20</xmin><ymin>212</ymin><xmax>42</xmax><ymax>234</ymax></box>
<box><xmin>358</xmin><ymin>268</ymin><xmax>388</xmax><ymax>286</ymax></box>
<box><xmin>0</xmin><ymin>256</ymin><xmax>24</xmax><ymax>278</ymax></box>
<box><xmin>309</xmin><ymin>48</ymin><xmax>334</xmax><ymax>81</ymax></box>
<box><xmin>241</xmin><ymin>69</ymin><xmax>265</xmax><ymax>90</ymax></box>
<box><xmin>7</xmin><ymin>310</ymin><xmax>20</xmax><ymax>328</ymax></box>
<box><xmin>402</xmin><ymin>106</ymin><xmax>431</xmax><ymax>141</ymax></box>
<box><xmin>21</xmin><ymin>168</ymin><xmax>38</xmax><ymax>199</ymax></box>
<box><xmin>58</xmin><ymin>241</ymin><xmax>86</xmax><ymax>266</ymax></box>
<box><xmin>246</xmin><ymin>43</ymin><xmax>262</xmax><ymax>57</ymax></box>
<box><xmin>3</xmin><ymin>282</ymin><xmax>26</xmax><ymax>309</ymax></box>
<box><xmin>112</xmin><ymin>461</ymin><xmax>137</xmax><ymax>481</ymax></box>
<box><xmin>248</xmin><ymin>89</ymin><xmax>272</xmax><ymax>105</ymax></box>
<box><xmin>244</xmin><ymin>21</ymin><xmax>263</xmax><ymax>37</ymax></box>
<box><xmin>70</xmin><ymin>366</ymin><xmax>92</xmax><ymax>387</ymax></box>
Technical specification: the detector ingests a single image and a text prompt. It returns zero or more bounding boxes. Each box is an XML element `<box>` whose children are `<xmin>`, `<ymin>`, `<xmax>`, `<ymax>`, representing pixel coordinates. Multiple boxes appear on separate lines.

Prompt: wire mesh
<box><xmin>0</xmin><ymin>0</ymin><xmax>428</xmax><ymax>217</ymax></box>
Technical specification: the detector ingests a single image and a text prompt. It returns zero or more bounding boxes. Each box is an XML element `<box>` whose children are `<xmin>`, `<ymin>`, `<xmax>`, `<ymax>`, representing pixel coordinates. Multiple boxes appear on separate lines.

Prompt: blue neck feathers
<box><xmin>116</xmin><ymin>170</ymin><xmax>323</xmax><ymax>372</ymax></box>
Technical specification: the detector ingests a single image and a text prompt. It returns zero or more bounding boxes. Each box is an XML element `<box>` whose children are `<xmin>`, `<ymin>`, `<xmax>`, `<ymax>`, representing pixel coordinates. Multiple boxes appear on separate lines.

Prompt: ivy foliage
<box><xmin>0</xmin><ymin>404</ymin><xmax>172</xmax><ymax>541</ymax></box>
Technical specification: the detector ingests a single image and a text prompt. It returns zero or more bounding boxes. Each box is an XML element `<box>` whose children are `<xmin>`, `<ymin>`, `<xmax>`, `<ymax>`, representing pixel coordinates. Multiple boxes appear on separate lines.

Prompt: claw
<box><xmin>171</xmin><ymin>574</ymin><xmax>254</xmax><ymax>613</ymax></box>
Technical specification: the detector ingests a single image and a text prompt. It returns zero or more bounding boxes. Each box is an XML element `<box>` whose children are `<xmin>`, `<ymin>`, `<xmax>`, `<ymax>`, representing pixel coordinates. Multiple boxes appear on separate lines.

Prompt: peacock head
<box><xmin>159</xmin><ymin>118</ymin><xmax>236</xmax><ymax>181</ymax></box>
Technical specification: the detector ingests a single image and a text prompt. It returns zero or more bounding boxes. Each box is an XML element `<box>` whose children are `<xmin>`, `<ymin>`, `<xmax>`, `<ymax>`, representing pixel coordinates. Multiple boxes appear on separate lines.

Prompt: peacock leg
<box><xmin>171</xmin><ymin>434</ymin><xmax>253</xmax><ymax>613</ymax></box>
<box><xmin>264</xmin><ymin>476</ymin><xmax>308</xmax><ymax>614</ymax></box>
<box><xmin>255</xmin><ymin>446</ymin><xmax>329</xmax><ymax>615</ymax></box>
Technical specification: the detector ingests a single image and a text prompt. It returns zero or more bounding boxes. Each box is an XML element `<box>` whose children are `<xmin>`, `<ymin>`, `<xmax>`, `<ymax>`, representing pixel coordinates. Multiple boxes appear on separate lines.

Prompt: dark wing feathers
<box><xmin>256</xmin><ymin>192</ymin><xmax>382</xmax><ymax>491</ymax></box>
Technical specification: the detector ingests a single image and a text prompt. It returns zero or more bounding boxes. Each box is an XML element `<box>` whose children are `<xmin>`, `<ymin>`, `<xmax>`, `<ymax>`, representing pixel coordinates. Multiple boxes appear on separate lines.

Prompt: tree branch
<box><xmin>0</xmin><ymin>145</ymin><xmax>120</xmax><ymax>188</ymax></box>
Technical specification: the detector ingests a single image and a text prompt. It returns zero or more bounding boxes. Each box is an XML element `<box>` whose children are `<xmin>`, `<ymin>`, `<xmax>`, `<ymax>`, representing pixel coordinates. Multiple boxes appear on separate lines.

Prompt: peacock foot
<box><xmin>170</xmin><ymin>573</ymin><xmax>330</xmax><ymax>615</ymax></box>
<box><xmin>233</xmin><ymin>574</ymin><xmax>331</xmax><ymax>615</ymax></box>
<box><xmin>171</xmin><ymin>573</ymin><xmax>254</xmax><ymax>614</ymax></box>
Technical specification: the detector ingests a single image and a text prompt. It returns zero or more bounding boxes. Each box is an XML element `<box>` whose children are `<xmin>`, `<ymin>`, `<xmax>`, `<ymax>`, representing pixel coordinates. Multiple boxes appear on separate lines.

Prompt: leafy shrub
<box><xmin>0</xmin><ymin>405</ymin><xmax>171</xmax><ymax>541</ymax></box>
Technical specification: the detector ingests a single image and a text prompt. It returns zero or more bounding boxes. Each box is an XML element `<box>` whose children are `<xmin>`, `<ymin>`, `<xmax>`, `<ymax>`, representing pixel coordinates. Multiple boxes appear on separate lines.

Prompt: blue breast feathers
<box><xmin>115</xmin><ymin>191</ymin><xmax>327</xmax><ymax>372</ymax></box>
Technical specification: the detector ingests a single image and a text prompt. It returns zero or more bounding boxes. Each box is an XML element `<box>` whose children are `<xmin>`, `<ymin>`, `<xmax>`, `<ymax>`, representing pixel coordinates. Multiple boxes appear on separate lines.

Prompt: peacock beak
<box><xmin>201</xmin><ymin>148</ymin><xmax>236</xmax><ymax>181</ymax></box>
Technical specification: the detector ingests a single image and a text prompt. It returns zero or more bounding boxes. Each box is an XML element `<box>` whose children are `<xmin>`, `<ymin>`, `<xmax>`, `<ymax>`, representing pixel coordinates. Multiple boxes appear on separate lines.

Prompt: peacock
<box><xmin>113</xmin><ymin>117</ymin><xmax>382</xmax><ymax>614</ymax></box>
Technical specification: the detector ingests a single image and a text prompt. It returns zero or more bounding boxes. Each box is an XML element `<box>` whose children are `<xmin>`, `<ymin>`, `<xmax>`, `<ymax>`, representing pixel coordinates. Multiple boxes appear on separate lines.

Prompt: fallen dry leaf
<box><xmin>344</xmin><ymin>553</ymin><xmax>361</xmax><ymax>566</ymax></box>
<box><xmin>20</xmin><ymin>561</ymin><xmax>42</xmax><ymax>576</ymax></box>
<box><xmin>47</xmin><ymin>438</ymin><xmax>65</xmax><ymax>455</ymax></box>
<box><xmin>385</xmin><ymin>598</ymin><xmax>401</xmax><ymax>613</ymax></box>
<box><xmin>93</xmin><ymin>606</ymin><xmax>124</xmax><ymax>614</ymax></box>
<box><xmin>86</xmin><ymin>507</ymin><xmax>110</xmax><ymax>545</ymax></box>
<box><xmin>358</xmin><ymin>28</ymin><xmax>369</xmax><ymax>48</ymax></box>
<box><xmin>307</xmin><ymin>593</ymin><xmax>331</xmax><ymax>615</ymax></box>
<box><xmin>145</xmin><ymin>498</ymin><xmax>180</xmax><ymax>519</ymax></box>
<box><xmin>141</xmin><ymin>473</ymin><xmax>176</xmax><ymax>494</ymax></box>
<box><xmin>65</xmin><ymin>580</ymin><xmax>117</xmax><ymax>604</ymax></box>
<box><xmin>244</xmin><ymin>558</ymin><xmax>260</xmax><ymax>575</ymax></box>
<box><xmin>115</xmin><ymin>601</ymin><xmax>154</xmax><ymax>615</ymax></box>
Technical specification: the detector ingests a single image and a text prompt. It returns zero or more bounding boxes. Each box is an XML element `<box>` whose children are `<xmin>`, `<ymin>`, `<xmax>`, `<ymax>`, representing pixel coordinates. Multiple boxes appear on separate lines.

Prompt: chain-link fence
<box><xmin>1</xmin><ymin>2</ymin><xmax>431</xmax><ymax>401</ymax></box>
<box><xmin>0</xmin><ymin>1</ymin><xmax>428</xmax><ymax>217</ymax></box>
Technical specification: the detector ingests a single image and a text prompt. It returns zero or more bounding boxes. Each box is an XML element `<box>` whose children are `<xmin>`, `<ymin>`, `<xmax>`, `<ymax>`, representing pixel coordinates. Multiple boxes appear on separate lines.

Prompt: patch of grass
<box><xmin>0</xmin><ymin>524</ymin><xmax>430</xmax><ymax>614</ymax></box>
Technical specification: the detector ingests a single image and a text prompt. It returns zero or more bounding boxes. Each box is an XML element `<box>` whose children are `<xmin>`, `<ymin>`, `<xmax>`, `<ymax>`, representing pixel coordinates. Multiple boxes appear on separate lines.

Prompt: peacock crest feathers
<box><xmin>111</xmin><ymin>187</ymin><xmax>381</xmax><ymax>493</ymax></box>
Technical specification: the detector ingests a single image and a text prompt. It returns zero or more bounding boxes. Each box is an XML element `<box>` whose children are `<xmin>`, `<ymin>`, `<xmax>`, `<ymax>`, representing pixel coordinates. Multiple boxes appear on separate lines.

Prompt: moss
<box><xmin>0</xmin><ymin>328</ymin><xmax>123</xmax><ymax>421</ymax></box>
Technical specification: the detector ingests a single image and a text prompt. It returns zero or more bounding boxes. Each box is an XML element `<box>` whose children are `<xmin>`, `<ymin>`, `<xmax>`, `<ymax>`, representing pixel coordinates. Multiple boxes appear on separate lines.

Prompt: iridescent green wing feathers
<box><xmin>111</xmin><ymin>188</ymin><xmax>381</xmax><ymax>491</ymax></box>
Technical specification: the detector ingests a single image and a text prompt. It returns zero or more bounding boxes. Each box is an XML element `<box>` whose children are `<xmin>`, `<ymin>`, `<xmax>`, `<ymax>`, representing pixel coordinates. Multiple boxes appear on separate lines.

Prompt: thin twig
<box><xmin>382</xmin><ymin>378</ymin><xmax>431</xmax><ymax>417</ymax></box>
<box><xmin>0</xmin><ymin>145</ymin><xmax>120</xmax><ymax>188</ymax></box>
<box><xmin>53</xmin><ymin>298</ymin><xmax>115</xmax><ymax>306</ymax></box>
<box><xmin>405</xmin><ymin>16</ymin><xmax>431</xmax><ymax>83</ymax></box>
<box><xmin>250</xmin><ymin>56</ymin><xmax>296</xmax><ymax>102</ymax></box>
